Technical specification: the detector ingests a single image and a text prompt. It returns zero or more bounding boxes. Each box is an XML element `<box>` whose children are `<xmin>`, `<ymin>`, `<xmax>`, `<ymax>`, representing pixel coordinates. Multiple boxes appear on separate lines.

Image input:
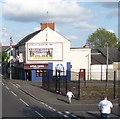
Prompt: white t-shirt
<box><xmin>67</xmin><ymin>91</ymin><xmax>74</xmax><ymax>98</ymax></box>
<box><xmin>98</xmin><ymin>99</ymin><xmax>113</xmax><ymax>114</ymax></box>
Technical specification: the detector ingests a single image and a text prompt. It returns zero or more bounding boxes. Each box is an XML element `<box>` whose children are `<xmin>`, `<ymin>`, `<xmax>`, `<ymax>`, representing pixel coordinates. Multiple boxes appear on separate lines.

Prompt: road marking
<box><xmin>20</xmin><ymin>98</ymin><xmax>29</xmax><ymax>107</ymax></box>
<box><xmin>10</xmin><ymin>82</ymin><xmax>18</xmax><ymax>88</ymax></box>
<box><xmin>2</xmin><ymin>83</ymin><xmax>4</xmax><ymax>85</ymax></box>
<box><xmin>71</xmin><ymin>114</ymin><xmax>77</xmax><ymax>118</ymax></box>
<box><xmin>65</xmin><ymin>111</ymin><xmax>70</xmax><ymax>114</ymax></box>
<box><xmin>58</xmin><ymin>111</ymin><xmax>63</xmax><ymax>115</ymax></box>
<box><xmin>11</xmin><ymin>91</ymin><xmax>17</xmax><ymax>97</ymax></box>
<box><xmin>51</xmin><ymin>108</ymin><xmax>56</xmax><ymax>112</ymax></box>
<box><xmin>6</xmin><ymin>86</ymin><xmax>9</xmax><ymax>90</ymax></box>
<box><xmin>0</xmin><ymin>81</ymin><xmax>1</xmax><ymax>82</ymax></box>
<box><xmin>63</xmin><ymin>114</ymin><xmax>69</xmax><ymax>118</ymax></box>
<box><xmin>16</xmin><ymin>84</ymin><xmax>20</xmax><ymax>87</ymax></box>
<box><xmin>35</xmin><ymin>110</ymin><xmax>46</xmax><ymax>119</ymax></box>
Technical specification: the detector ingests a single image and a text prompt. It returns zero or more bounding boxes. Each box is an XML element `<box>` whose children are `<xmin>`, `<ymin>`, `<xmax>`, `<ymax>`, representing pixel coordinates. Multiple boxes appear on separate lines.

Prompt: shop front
<box><xmin>24</xmin><ymin>63</ymin><xmax>48</xmax><ymax>81</ymax></box>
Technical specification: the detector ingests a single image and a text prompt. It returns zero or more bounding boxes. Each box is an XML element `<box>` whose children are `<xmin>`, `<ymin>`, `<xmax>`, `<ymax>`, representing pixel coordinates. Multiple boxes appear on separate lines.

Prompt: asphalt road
<box><xmin>1</xmin><ymin>78</ymin><xmax>119</xmax><ymax>119</ymax></box>
<box><xmin>1</xmin><ymin>79</ymin><xmax>65</xmax><ymax>118</ymax></box>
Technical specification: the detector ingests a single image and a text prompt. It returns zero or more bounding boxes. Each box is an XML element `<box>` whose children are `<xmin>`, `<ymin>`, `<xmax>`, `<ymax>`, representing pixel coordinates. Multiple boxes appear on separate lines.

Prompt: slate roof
<box><xmin>91</xmin><ymin>48</ymin><xmax>120</xmax><ymax>64</ymax></box>
<box><xmin>15</xmin><ymin>30</ymin><xmax>41</xmax><ymax>47</ymax></box>
<box><xmin>2</xmin><ymin>46</ymin><xmax>10</xmax><ymax>51</ymax></box>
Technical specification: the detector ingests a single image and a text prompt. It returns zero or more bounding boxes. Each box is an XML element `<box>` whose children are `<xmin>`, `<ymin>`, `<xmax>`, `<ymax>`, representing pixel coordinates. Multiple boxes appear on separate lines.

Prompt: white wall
<box><xmin>26</xmin><ymin>27</ymin><xmax>71</xmax><ymax>64</ymax></box>
<box><xmin>91</xmin><ymin>64</ymin><xmax>114</xmax><ymax>80</ymax></box>
<box><xmin>70</xmin><ymin>48</ymin><xmax>91</xmax><ymax>80</ymax></box>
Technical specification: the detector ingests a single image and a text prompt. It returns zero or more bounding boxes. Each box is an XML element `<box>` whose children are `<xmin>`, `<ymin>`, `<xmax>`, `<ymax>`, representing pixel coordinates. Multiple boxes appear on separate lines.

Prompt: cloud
<box><xmin>3</xmin><ymin>0</ymin><xmax>93</xmax><ymax>23</ymax></box>
<box><xmin>107</xmin><ymin>29</ymin><xmax>115</xmax><ymax>33</ymax></box>
<box><xmin>74</xmin><ymin>22</ymin><xmax>97</xmax><ymax>31</ymax></box>
<box><xmin>66</xmin><ymin>35</ymin><xmax>78</xmax><ymax>41</ymax></box>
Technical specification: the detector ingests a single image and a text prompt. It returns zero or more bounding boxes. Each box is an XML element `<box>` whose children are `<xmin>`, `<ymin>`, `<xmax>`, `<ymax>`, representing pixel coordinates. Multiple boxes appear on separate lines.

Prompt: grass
<box><xmin>80</xmin><ymin>86</ymin><xmax>119</xmax><ymax>101</ymax></box>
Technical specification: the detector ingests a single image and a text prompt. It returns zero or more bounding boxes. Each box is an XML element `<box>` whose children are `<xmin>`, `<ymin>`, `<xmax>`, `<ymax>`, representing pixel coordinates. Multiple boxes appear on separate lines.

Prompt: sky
<box><xmin>0</xmin><ymin>0</ymin><xmax>119</xmax><ymax>48</ymax></box>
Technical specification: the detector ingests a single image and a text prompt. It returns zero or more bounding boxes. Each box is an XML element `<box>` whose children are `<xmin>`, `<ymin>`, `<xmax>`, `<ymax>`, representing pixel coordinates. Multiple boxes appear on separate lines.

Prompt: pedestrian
<box><xmin>66</xmin><ymin>89</ymin><xmax>75</xmax><ymax>104</ymax></box>
<box><xmin>98</xmin><ymin>96</ymin><xmax>113</xmax><ymax>119</ymax></box>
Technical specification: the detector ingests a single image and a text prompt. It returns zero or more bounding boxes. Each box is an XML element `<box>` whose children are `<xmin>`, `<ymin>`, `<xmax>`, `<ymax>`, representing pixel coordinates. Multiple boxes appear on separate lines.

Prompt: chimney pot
<box><xmin>41</xmin><ymin>23</ymin><xmax>55</xmax><ymax>31</ymax></box>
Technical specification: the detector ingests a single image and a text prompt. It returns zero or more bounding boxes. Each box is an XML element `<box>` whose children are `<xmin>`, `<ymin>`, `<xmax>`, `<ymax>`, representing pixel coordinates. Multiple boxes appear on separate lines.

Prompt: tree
<box><xmin>2</xmin><ymin>51</ymin><xmax>10</xmax><ymax>66</ymax></box>
<box><xmin>87</xmin><ymin>28</ymin><xmax>119</xmax><ymax>48</ymax></box>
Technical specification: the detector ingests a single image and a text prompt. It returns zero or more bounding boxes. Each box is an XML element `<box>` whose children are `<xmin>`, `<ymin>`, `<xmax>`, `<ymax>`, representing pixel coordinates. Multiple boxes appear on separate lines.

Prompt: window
<box><xmin>36</xmin><ymin>70</ymin><xmax>47</xmax><ymax>77</ymax></box>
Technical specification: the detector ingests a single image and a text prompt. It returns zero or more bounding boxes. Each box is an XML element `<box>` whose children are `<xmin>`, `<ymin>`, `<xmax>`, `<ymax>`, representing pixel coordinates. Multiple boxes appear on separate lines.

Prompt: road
<box><xmin>1</xmin><ymin>79</ymin><xmax>65</xmax><ymax>118</ymax></box>
<box><xmin>1</xmin><ymin>78</ymin><xmax>119</xmax><ymax>119</ymax></box>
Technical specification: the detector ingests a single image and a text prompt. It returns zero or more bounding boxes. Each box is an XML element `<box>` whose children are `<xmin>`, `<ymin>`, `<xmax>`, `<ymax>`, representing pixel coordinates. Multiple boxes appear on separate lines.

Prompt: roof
<box><xmin>2</xmin><ymin>46</ymin><xmax>10</xmax><ymax>51</ymax></box>
<box><xmin>91</xmin><ymin>48</ymin><xmax>120</xmax><ymax>64</ymax></box>
<box><xmin>15</xmin><ymin>30</ymin><xmax>41</xmax><ymax>47</ymax></box>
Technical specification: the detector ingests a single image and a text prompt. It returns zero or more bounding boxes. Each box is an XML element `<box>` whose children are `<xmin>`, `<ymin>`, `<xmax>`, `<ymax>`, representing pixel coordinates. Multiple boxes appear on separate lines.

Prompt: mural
<box><xmin>27</xmin><ymin>42</ymin><xmax>63</xmax><ymax>61</ymax></box>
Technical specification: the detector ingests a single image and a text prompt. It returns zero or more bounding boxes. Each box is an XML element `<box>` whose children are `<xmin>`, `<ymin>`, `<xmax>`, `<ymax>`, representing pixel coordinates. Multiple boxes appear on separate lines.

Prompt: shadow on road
<box><xmin>56</xmin><ymin>98</ymin><xmax>69</xmax><ymax>104</ymax></box>
<box><xmin>87</xmin><ymin>111</ymin><xmax>101</xmax><ymax>119</ymax></box>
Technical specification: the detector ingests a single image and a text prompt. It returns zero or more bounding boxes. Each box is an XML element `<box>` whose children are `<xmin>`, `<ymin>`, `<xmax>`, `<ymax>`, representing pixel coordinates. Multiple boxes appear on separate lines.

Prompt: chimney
<box><xmin>41</xmin><ymin>23</ymin><xmax>55</xmax><ymax>31</ymax></box>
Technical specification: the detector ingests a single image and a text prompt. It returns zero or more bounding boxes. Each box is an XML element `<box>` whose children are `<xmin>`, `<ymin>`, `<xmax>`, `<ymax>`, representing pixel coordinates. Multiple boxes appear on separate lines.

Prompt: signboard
<box><xmin>24</xmin><ymin>64</ymin><xmax>48</xmax><ymax>69</ymax></box>
<box><xmin>27</xmin><ymin>42</ymin><xmax>63</xmax><ymax>61</ymax></box>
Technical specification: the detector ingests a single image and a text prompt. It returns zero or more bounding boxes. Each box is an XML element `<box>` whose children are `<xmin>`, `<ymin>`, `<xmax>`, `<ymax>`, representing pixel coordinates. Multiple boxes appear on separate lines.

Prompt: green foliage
<box><xmin>2</xmin><ymin>51</ymin><xmax>10</xmax><ymax>66</ymax></box>
<box><xmin>87</xmin><ymin>28</ymin><xmax>118</xmax><ymax>48</ymax></box>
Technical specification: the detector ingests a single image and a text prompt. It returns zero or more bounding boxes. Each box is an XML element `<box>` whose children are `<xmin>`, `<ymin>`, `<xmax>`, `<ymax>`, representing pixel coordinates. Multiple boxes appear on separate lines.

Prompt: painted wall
<box><xmin>26</xmin><ymin>27</ymin><xmax>71</xmax><ymax>64</ymax></box>
<box><xmin>70</xmin><ymin>48</ymin><xmax>91</xmax><ymax>80</ymax></box>
<box><xmin>91</xmin><ymin>64</ymin><xmax>114</xmax><ymax>80</ymax></box>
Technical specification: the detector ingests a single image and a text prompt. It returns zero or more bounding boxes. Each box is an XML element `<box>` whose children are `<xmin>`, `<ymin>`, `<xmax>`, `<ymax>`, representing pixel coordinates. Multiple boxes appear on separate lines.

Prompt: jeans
<box><xmin>101</xmin><ymin>113</ymin><xmax>110</xmax><ymax>119</ymax></box>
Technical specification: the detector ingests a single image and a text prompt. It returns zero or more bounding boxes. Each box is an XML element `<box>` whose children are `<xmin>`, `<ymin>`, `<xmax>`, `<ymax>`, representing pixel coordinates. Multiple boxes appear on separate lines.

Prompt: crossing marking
<box><xmin>35</xmin><ymin>110</ymin><xmax>46</xmax><ymax>119</ymax></box>
<box><xmin>5</xmin><ymin>86</ymin><xmax>9</xmax><ymax>90</ymax></box>
<box><xmin>2</xmin><ymin>83</ymin><xmax>4</xmax><ymax>85</ymax></box>
<box><xmin>20</xmin><ymin>98</ymin><xmax>29</xmax><ymax>107</ymax></box>
<box><xmin>11</xmin><ymin>91</ymin><xmax>17</xmax><ymax>97</ymax></box>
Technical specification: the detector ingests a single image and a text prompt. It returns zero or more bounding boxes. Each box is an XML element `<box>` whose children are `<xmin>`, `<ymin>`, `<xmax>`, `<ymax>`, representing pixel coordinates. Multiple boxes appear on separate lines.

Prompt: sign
<box><xmin>24</xmin><ymin>64</ymin><xmax>48</xmax><ymax>69</ymax></box>
<box><xmin>27</xmin><ymin>42</ymin><xmax>63</xmax><ymax>61</ymax></box>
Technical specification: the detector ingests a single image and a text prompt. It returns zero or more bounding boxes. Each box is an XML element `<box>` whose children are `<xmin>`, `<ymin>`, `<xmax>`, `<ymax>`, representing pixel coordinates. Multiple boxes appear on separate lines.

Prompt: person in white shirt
<box><xmin>66</xmin><ymin>90</ymin><xmax>75</xmax><ymax>104</ymax></box>
<box><xmin>98</xmin><ymin>96</ymin><xmax>113</xmax><ymax>119</ymax></box>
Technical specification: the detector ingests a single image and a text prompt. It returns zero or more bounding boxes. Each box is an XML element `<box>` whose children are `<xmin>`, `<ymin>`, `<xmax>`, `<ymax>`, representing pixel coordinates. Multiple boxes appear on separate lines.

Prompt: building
<box><xmin>3</xmin><ymin>23</ymin><xmax>120</xmax><ymax>81</ymax></box>
<box><xmin>12</xmin><ymin>23</ymin><xmax>72</xmax><ymax>81</ymax></box>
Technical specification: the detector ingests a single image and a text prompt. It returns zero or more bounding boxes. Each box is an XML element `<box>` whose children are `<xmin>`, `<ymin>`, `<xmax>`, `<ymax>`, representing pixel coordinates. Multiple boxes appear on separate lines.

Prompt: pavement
<box><xmin>2</xmin><ymin>78</ymin><xmax>120</xmax><ymax>118</ymax></box>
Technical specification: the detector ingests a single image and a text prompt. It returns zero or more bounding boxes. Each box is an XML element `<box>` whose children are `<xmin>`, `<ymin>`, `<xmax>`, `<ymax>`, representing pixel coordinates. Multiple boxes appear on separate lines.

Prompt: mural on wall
<box><xmin>27</xmin><ymin>42</ymin><xmax>63</xmax><ymax>61</ymax></box>
<box><xmin>53</xmin><ymin>62</ymin><xmax>67</xmax><ymax>76</ymax></box>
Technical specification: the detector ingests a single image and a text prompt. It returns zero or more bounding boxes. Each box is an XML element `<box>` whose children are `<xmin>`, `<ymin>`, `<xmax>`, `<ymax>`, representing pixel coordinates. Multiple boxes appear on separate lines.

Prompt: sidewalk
<box><xmin>8</xmin><ymin>79</ymin><xmax>118</xmax><ymax>105</ymax></box>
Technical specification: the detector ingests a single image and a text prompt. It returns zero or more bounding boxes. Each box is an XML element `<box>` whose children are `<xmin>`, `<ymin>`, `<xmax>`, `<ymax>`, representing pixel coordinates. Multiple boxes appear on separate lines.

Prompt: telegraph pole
<box><xmin>10</xmin><ymin>36</ymin><xmax>13</xmax><ymax>79</ymax></box>
<box><xmin>106</xmin><ymin>43</ymin><xmax>108</xmax><ymax>87</ymax></box>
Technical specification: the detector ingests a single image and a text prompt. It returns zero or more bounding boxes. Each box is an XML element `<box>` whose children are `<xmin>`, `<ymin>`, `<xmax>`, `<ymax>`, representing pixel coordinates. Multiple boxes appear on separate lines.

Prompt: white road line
<box><xmin>58</xmin><ymin>111</ymin><xmax>63</xmax><ymax>115</ymax></box>
<box><xmin>20</xmin><ymin>98</ymin><xmax>29</xmax><ymax>107</ymax></box>
<box><xmin>35</xmin><ymin>110</ymin><xmax>46</xmax><ymax>119</ymax></box>
<box><xmin>65</xmin><ymin>111</ymin><xmax>70</xmax><ymax>114</ymax></box>
<box><xmin>10</xmin><ymin>82</ymin><xmax>18</xmax><ymax>88</ymax></box>
<box><xmin>51</xmin><ymin>108</ymin><xmax>56</xmax><ymax>112</ymax></box>
<box><xmin>11</xmin><ymin>91</ymin><xmax>17</xmax><ymax>97</ymax></box>
<box><xmin>16</xmin><ymin>84</ymin><xmax>20</xmax><ymax>87</ymax></box>
<box><xmin>63</xmin><ymin>114</ymin><xmax>69</xmax><ymax>118</ymax></box>
<box><xmin>71</xmin><ymin>114</ymin><xmax>77</xmax><ymax>118</ymax></box>
<box><xmin>2</xmin><ymin>83</ymin><xmax>4</xmax><ymax>85</ymax></box>
<box><xmin>6</xmin><ymin>86</ymin><xmax>9</xmax><ymax>90</ymax></box>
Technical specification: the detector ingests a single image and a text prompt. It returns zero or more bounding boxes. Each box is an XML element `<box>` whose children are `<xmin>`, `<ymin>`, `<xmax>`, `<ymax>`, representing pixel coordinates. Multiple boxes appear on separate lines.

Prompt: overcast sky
<box><xmin>0</xmin><ymin>0</ymin><xmax>119</xmax><ymax>47</ymax></box>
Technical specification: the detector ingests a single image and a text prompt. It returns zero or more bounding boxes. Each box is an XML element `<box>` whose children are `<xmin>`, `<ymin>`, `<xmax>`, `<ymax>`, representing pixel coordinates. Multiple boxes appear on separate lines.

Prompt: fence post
<box><xmin>58</xmin><ymin>70</ymin><xmax>61</xmax><ymax>93</ymax></box>
<box><xmin>114</xmin><ymin>71</ymin><xmax>116</xmax><ymax>99</ymax></box>
<box><xmin>78</xmin><ymin>70</ymin><xmax>80</xmax><ymax>100</ymax></box>
<box><xmin>55</xmin><ymin>69</ymin><xmax>57</xmax><ymax>92</ymax></box>
<box><xmin>66</xmin><ymin>70</ymin><xmax>68</xmax><ymax>94</ymax></box>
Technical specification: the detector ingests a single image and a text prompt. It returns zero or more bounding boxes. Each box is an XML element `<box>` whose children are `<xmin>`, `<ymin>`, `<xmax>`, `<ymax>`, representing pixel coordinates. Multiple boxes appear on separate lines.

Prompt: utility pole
<box><xmin>10</xmin><ymin>36</ymin><xmax>13</xmax><ymax>80</ymax></box>
<box><xmin>106</xmin><ymin>42</ymin><xmax>108</xmax><ymax>86</ymax></box>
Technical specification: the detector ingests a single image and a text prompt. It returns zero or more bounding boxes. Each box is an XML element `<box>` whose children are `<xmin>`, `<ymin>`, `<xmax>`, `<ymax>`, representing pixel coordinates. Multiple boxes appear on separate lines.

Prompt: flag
<box><xmin>10</xmin><ymin>36</ymin><xmax>13</xmax><ymax>49</ymax></box>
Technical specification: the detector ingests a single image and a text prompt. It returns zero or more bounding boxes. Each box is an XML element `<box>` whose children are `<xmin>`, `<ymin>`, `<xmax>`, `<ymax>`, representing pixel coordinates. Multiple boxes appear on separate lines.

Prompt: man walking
<box><xmin>98</xmin><ymin>96</ymin><xmax>113</xmax><ymax>119</ymax></box>
<box><xmin>66</xmin><ymin>90</ymin><xmax>75</xmax><ymax>104</ymax></box>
